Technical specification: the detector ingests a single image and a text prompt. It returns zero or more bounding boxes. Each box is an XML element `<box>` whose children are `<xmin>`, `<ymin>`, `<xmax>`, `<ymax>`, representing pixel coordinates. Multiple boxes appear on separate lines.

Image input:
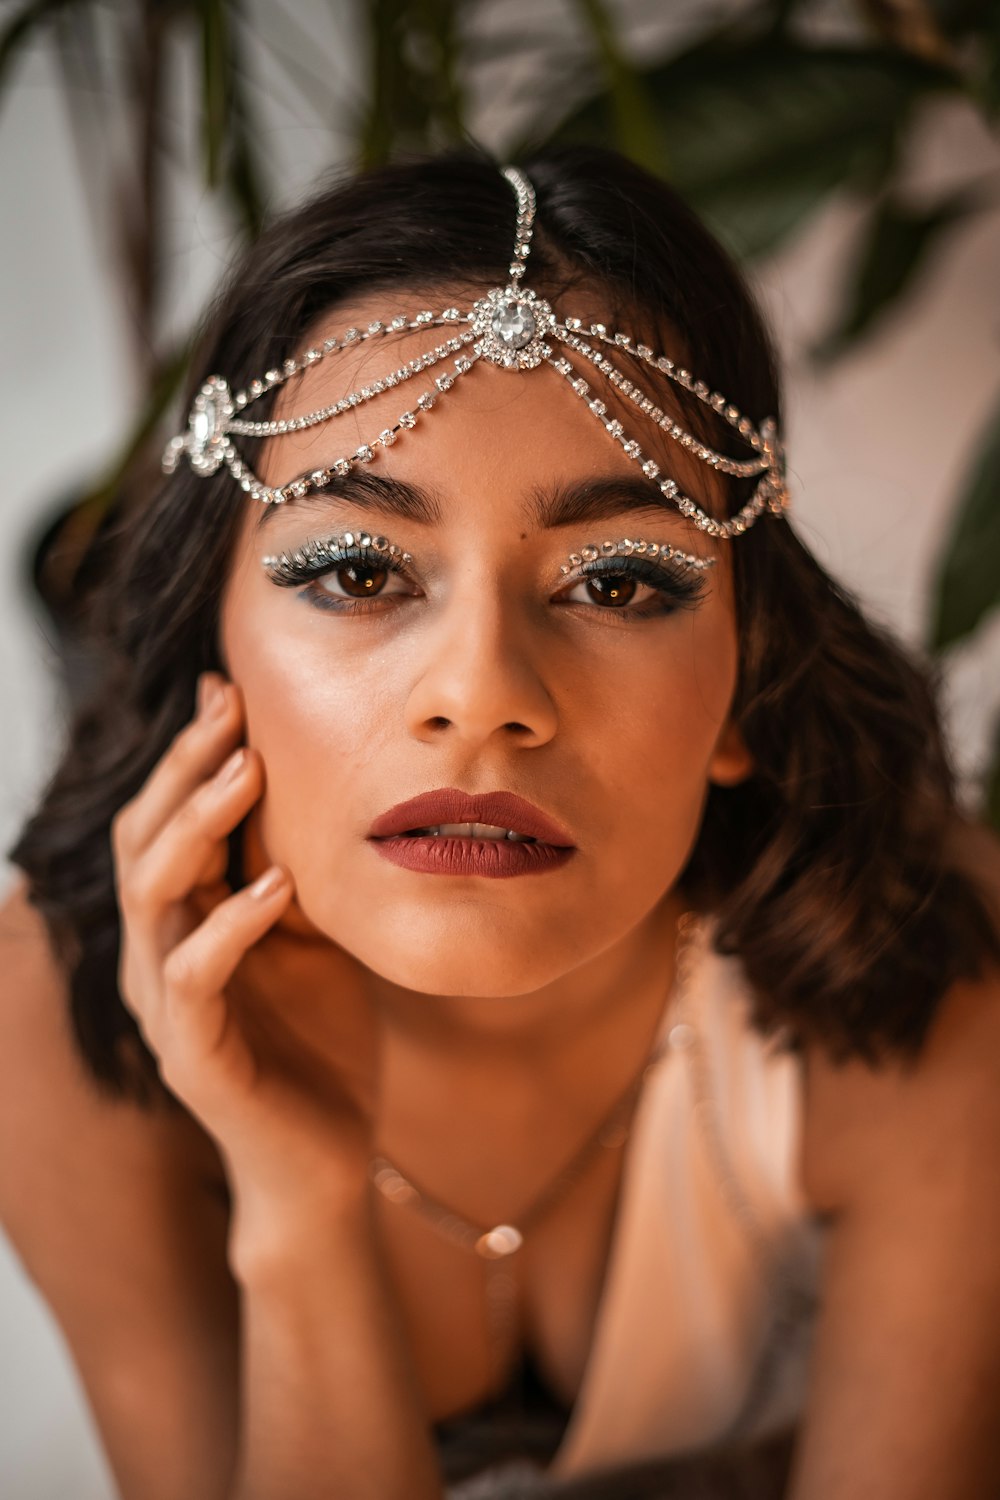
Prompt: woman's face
<box><xmin>219</xmin><ymin>287</ymin><xmax>752</xmax><ymax>998</ymax></box>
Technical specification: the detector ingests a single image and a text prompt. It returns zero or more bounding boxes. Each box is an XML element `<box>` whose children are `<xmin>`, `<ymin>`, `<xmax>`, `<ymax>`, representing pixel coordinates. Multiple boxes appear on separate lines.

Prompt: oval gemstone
<box><xmin>491</xmin><ymin>299</ymin><xmax>535</xmax><ymax>350</ymax></box>
<box><xmin>191</xmin><ymin>401</ymin><xmax>217</xmax><ymax>450</ymax></box>
<box><xmin>191</xmin><ymin>399</ymin><xmax>220</xmax><ymax>450</ymax></box>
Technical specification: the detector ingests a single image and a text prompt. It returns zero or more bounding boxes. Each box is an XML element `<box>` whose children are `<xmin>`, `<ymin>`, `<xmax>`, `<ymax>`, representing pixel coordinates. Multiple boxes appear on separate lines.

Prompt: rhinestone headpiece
<box><xmin>162</xmin><ymin>166</ymin><xmax>788</xmax><ymax>541</ymax></box>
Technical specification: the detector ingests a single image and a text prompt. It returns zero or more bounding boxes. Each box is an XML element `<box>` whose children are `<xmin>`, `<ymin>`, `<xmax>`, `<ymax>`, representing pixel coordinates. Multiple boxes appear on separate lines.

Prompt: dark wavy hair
<box><xmin>9</xmin><ymin>142</ymin><xmax>999</xmax><ymax>1108</ymax></box>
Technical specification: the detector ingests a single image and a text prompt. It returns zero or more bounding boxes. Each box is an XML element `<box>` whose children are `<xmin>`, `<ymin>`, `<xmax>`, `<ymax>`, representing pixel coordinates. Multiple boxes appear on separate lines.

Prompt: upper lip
<box><xmin>368</xmin><ymin>788</ymin><xmax>575</xmax><ymax>846</ymax></box>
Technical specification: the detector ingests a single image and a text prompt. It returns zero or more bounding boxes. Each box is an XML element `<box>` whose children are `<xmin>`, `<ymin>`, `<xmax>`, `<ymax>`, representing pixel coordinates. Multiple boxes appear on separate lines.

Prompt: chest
<box><xmin>372</xmin><ymin>1135</ymin><xmax>629</xmax><ymax>1425</ymax></box>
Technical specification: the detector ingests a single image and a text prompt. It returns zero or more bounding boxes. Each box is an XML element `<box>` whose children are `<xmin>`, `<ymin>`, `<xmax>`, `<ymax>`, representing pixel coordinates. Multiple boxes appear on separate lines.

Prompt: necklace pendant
<box><xmin>475</xmin><ymin>1223</ymin><xmax>523</xmax><ymax>1259</ymax></box>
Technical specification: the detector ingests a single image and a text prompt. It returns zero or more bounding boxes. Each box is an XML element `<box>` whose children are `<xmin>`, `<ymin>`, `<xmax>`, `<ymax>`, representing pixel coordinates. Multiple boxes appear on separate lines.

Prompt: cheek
<box><xmin>222</xmin><ymin>601</ymin><xmax>393</xmax><ymax>855</ymax></box>
<box><xmin>590</xmin><ymin>607</ymin><xmax>737</xmax><ymax>851</ymax></box>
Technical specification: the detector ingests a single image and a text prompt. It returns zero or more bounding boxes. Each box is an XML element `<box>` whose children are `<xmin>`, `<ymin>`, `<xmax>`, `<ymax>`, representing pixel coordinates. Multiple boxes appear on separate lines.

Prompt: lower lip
<box><xmin>368</xmin><ymin>834</ymin><xmax>576</xmax><ymax>878</ymax></box>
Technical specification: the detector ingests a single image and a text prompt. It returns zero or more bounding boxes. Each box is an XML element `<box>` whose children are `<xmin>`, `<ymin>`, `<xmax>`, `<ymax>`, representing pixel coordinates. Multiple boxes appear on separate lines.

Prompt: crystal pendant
<box><xmin>475</xmin><ymin>1223</ymin><xmax>524</xmax><ymax>1258</ymax></box>
<box><xmin>471</xmin><ymin>286</ymin><xmax>553</xmax><ymax>370</ymax></box>
<box><xmin>491</xmin><ymin>299</ymin><xmax>535</xmax><ymax>349</ymax></box>
<box><xmin>186</xmin><ymin>375</ymin><xmax>233</xmax><ymax>475</ymax></box>
<box><xmin>191</xmin><ymin>405</ymin><xmax>215</xmax><ymax>447</ymax></box>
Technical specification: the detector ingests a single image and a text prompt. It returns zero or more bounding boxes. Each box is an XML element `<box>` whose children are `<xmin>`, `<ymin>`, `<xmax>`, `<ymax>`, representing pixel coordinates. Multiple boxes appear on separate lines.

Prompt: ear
<box><xmin>708</xmin><ymin>718</ymin><xmax>754</xmax><ymax>787</ymax></box>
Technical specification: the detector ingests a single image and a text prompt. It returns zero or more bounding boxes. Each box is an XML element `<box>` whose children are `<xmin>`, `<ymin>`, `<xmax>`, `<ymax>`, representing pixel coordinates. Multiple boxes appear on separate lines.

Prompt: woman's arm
<box><xmin>0</xmin><ymin>877</ymin><xmax>241</xmax><ymax>1500</ymax></box>
<box><xmin>229</xmin><ymin>1180</ymin><xmax>443</xmax><ymax>1500</ymax></box>
<box><xmin>0</xmin><ymin>870</ymin><xmax>444</xmax><ymax>1500</ymax></box>
<box><xmin>790</xmin><ymin>952</ymin><xmax>1000</xmax><ymax>1499</ymax></box>
<box><xmin>104</xmin><ymin>671</ymin><xmax>447</xmax><ymax>1498</ymax></box>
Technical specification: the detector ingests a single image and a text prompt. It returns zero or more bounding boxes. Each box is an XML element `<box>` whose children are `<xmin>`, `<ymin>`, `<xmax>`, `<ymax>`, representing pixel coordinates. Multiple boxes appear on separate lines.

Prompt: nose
<box><xmin>403</xmin><ymin>578</ymin><xmax>558</xmax><ymax>749</ymax></box>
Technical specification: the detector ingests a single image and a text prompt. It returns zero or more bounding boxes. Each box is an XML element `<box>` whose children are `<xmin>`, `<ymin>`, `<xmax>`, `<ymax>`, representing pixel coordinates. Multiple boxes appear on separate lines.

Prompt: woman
<box><xmin>2</xmin><ymin>144</ymin><xmax>999</xmax><ymax>1500</ymax></box>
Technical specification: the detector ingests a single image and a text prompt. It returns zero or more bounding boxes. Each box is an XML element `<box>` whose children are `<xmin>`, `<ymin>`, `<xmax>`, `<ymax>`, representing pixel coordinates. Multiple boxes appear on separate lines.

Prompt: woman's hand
<box><xmin>111</xmin><ymin>670</ymin><xmax>380</xmax><ymax>1247</ymax></box>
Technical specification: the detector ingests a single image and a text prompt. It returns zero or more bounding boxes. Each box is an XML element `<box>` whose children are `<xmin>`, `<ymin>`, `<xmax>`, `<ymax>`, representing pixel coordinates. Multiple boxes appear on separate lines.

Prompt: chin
<box><xmin>339</xmin><ymin>919</ymin><xmax>575</xmax><ymax>998</ymax></box>
<box><xmin>398</xmin><ymin>947</ymin><xmax>563</xmax><ymax>998</ymax></box>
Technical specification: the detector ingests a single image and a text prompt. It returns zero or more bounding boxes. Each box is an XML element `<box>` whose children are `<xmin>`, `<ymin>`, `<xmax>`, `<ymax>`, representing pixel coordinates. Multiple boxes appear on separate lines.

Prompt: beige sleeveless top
<box><xmin>543</xmin><ymin>911</ymin><xmax>827</xmax><ymax>1482</ymax></box>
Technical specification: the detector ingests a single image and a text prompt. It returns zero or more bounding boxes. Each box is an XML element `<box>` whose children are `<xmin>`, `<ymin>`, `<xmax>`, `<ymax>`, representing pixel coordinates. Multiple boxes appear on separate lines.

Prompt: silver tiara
<box><xmin>162</xmin><ymin>165</ymin><xmax>788</xmax><ymax>541</ymax></box>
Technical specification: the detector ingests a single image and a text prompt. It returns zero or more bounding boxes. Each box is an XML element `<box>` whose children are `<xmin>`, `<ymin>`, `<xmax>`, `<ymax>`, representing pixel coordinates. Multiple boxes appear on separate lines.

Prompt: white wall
<box><xmin>1</xmin><ymin>11</ymin><xmax>998</xmax><ymax>1497</ymax></box>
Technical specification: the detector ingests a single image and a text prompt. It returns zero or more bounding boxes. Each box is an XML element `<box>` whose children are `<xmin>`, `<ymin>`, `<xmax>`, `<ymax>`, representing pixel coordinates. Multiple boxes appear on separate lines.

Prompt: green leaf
<box><xmin>533</xmin><ymin>38</ymin><xmax>959</xmax><ymax>260</ymax></box>
<box><xmin>200</xmin><ymin>0</ymin><xmax>229</xmax><ymax>189</ymax></box>
<box><xmin>0</xmin><ymin>0</ymin><xmax>81</xmax><ymax>99</ymax></box>
<box><xmin>811</xmin><ymin>185</ymin><xmax>985</xmax><ymax>364</ymax></box>
<box><xmin>195</xmin><ymin>0</ymin><xmax>265</xmax><ymax>236</ymax></box>
<box><xmin>359</xmin><ymin>0</ymin><xmax>466</xmax><ymax>167</ymax></box>
<box><xmin>929</xmin><ymin>397</ymin><xmax>1000</xmax><ymax>651</ymax></box>
<box><xmin>220</xmin><ymin>6</ymin><xmax>266</xmax><ymax>237</ymax></box>
<box><xmin>980</xmin><ymin>3</ymin><xmax>1000</xmax><ymax>114</ymax></box>
<box><xmin>362</xmin><ymin>0</ymin><xmax>421</xmax><ymax>166</ymax></box>
<box><xmin>569</xmin><ymin>0</ymin><xmax>662</xmax><ymax>173</ymax></box>
<box><xmin>888</xmin><ymin>1</ymin><xmax>1000</xmax><ymax>113</ymax></box>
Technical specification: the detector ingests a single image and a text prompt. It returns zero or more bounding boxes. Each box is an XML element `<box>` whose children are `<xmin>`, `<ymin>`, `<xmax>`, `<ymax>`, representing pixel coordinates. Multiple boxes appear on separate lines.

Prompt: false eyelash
<box><xmin>262</xmin><ymin>540</ymin><xmax>709</xmax><ymax>616</ymax></box>
<box><xmin>263</xmin><ymin>540</ymin><xmax>411</xmax><ymax>589</ymax></box>
<box><xmin>576</xmin><ymin>555</ymin><xmax>709</xmax><ymax>612</ymax></box>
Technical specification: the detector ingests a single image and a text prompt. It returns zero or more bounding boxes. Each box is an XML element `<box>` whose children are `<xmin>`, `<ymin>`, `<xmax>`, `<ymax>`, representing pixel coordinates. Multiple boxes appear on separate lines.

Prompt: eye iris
<box><xmin>587</xmin><ymin>573</ymin><xmax>637</xmax><ymax>607</ymax></box>
<box><xmin>334</xmin><ymin>563</ymin><xmax>387</xmax><ymax>598</ymax></box>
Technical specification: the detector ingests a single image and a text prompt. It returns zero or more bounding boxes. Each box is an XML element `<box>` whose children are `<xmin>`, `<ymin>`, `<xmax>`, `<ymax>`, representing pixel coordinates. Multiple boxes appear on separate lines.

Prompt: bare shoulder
<box><xmin>0</xmin><ymin>871</ymin><xmax>228</xmax><ymax>1232</ymax></box>
<box><xmin>0</xmin><ymin>876</ymin><xmax>229</xmax><ymax>1176</ymax></box>
<box><xmin>799</xmin><ymin>814</ymin><xmax>1000</xmax><ymax>1216</ymax></box>
<box><xmin>0</xmin><ymin>872</ymin><xmax>238</xmax><ymax>1500</ymax></box>
<box><xmin>786</xmin><ymin>821</ymin><xmax>1000</xmax><ymax>1496</ymax></box>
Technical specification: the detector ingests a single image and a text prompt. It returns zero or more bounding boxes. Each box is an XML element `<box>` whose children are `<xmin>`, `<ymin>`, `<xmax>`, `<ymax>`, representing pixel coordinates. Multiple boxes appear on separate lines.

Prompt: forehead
<box><xmin>244</xmin><ymin>284</ymin><xmax>729</xmax><ymax>549</ymax></box>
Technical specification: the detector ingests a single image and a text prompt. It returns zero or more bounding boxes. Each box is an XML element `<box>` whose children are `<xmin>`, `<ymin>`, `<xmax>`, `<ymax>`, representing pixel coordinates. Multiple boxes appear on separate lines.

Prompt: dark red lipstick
<box><xmin>367</xmin><ymin>787</ymin><xmax>577</xmax><ymax>879</ymax></box>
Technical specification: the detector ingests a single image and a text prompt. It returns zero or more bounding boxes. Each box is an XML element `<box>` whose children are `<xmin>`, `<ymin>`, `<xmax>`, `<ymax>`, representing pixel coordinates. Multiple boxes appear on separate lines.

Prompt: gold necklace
<box><xmin>369</xmin><ymin>910</ymin><xmax>702</xmax><ymax>1395</ymax></box>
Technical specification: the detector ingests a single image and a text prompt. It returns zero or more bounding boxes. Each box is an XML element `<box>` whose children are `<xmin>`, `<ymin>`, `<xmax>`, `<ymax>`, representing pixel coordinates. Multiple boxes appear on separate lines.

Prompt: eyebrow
<box><xmin>254</xmin><ymin>469</ymin><xmax>692</xmax><ymax>535</ymax></box>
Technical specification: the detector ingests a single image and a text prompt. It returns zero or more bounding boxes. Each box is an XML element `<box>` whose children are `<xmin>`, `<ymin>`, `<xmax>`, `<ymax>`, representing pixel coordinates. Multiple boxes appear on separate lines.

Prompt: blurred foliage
<box><xmin>1</xmin><ymin>0</ymin><xmax>999</xmax><ymax>817</ymax></box>
<box><xmin>930</xmin><ymin>392</ymin><xmax>1000</xmax><ymax>649</ymax></box>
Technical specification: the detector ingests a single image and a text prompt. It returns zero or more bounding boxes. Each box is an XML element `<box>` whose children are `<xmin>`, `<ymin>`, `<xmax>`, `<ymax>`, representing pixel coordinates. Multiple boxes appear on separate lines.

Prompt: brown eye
<box><xmin>323</xmin><ymin>562</ymin><xmax>390</xmax><ymax>600</ymax></box>
<box><xmin>264</xmin><ymin>540</ymin><xmax>418</xmax><ymax>615</ymax></box>
<box><xmin>578</xmin><ymin>574</ymin><xmax>641</xmax><ymax>609</ymax></box>
<box><xmin>559</xmin><ymin>558</ymin><xmax>709</xmax><ymax>621</ymax></box>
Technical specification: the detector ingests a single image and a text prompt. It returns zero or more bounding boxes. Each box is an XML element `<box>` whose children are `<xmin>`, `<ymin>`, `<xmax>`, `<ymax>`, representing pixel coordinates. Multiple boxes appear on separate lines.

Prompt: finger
<box><xmin>116</xmin><ymin>840</ymin><xmax>232</xmax><ymax>1037</ymax></box>
<box><xmin>158</xmin><ymin>867</ymin><xmax>293</xmax><ymax>1077</ymax></box>
<box><xmin>112</xmin><ymin>674</ymin><xmax>244</xmax><ymax>857</ymax></box>
<box><xmin>125</xmin><ymin>747</ymin><xmax>264</xmax><ymax>926</ymax></box>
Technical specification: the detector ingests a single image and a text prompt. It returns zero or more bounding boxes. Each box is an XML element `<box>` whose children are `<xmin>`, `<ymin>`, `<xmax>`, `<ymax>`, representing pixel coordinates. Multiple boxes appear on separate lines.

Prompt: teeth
<box><xmin>405</xmin><ymin>822</ymin><xmax>537</xmax><ymax>842</ymax></box>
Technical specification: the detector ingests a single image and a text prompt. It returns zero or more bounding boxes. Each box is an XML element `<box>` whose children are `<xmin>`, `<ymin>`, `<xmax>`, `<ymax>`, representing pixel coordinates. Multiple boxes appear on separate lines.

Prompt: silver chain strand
<box><xmin>226</xmin><ymin>331</ymin><xmax>478</xmax><ymax>437</ymax></box>
<box><xmin>369</xmin><ymin>911</ymin><xmax>702</xmax><ymax>1396</ymax></box>
<box><xmin>163</xmin><ymin>165</ymin><xmax>789</xmax><ymax>542</ymax></box>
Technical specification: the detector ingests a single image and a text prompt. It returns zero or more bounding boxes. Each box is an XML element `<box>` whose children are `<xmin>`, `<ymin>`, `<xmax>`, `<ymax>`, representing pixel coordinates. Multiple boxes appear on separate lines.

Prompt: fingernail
<box><xmin>250</xmin><ymin>866</ymin><xmax>288</xmax><ymax>899</ymax></box>
<box><xmin>199</xmin><ymin>673</ymin><xmax>228</xmax><ymax>717</ymax></box>
<box><xmin>206</xmin><ymin>678</ymin><xmax>228</xmax><ymax>717</ymax></box>
<box><xmin>219</xmin><ymin>747</ymin><xmax>247</xmax><ymax>784</ymax></box>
